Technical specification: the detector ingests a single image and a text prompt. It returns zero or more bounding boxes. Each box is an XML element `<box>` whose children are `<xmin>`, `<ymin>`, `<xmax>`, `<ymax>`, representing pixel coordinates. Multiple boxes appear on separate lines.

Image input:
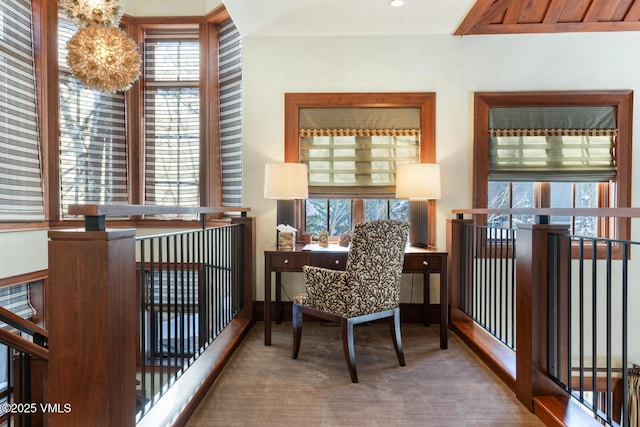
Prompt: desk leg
<box><xmin>275</xmin><ymin>272</ymin><xmax>282</xmax><ymax>324</ymax></box>
<box><xmin>423</xmin><ymin>272</ymin><xmax>431</xmax><ymax>327</ymax></box>
<box><xmin>440</xmin><ymin>261</ymin><xmax>448</xmax><ymax>349</ymax></box>
<box><xmin>264</xmin><ymin>260</ymin><xmax>271</xmax><ymax>346</ymax></box>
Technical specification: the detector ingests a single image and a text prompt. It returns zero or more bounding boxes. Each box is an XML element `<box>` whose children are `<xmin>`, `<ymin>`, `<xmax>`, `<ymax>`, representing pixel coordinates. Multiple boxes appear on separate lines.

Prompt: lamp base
<box><xmin>408</xmin><ymin>200</ymin><xmax>429</xmax><ymax>247</ymax></box>
<box><xmin>276</xmin><ymin>199</ymin><xmax>296</xmax><ymax>227</ymax></box>
<box><xmin>276</xmin><ymin>199</ymin><xmax>301</xmax><ymax>245</ymax></box>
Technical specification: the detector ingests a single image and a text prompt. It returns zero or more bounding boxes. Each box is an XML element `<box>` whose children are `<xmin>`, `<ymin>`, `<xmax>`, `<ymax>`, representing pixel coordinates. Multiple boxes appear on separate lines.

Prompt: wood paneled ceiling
<box><xmin>455</xmin><ymin>0</ymin><xmax>640</xmax><ymax>35</ymax></box>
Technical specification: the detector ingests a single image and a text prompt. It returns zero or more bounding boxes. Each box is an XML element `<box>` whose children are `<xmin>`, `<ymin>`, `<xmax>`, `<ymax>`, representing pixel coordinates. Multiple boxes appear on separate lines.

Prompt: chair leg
<box><xmin>292</xmin><ymin>304</ymin><xmax>303</xmax><ymax>359</ymax></box>
<box><xmin>341</xmin><ymin>318</ymin><xmax>358</xmax><ymax>383</ymax></box>
<box><xmin>389</xmin><ymin>308</ymin><xmax>405</xmax><ymax>366</ymax></box>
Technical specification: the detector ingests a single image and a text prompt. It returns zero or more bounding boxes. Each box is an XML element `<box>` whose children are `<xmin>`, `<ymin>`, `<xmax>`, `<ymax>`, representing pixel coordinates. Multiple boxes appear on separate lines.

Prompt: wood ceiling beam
<box><xmin>583</xmin><ymin>0</ymin><xmax>602</xmax><ymax>23</ymax></box>
<box><xmin>503</xmin><ymin>1</ymin><xmax>524</xmax><ymax>24</ymax></box>
<box><xmin>476</xmin><ymin>0</ymin><xmax>521</xmax><ymax>25</ymax></box>
<box><xmin>543</xmin><ymin>0</ymin><xmax>565</xmax><ymax>24</ymax></box>
<box><xmin>456</xmin><ymin>0</ymin><xmax>640</xmax><ymax>36</ymax></box>
<box><xmin>466</xmin><ymin>20</ymin><xmax>640</xmax><ymax>34</ymax></box>
<box><xmin>624</xmin><ymin>0</ymin><xmax>640</xmax><ymax>21</ymax></box>
<box><xmin>454</xmin><ymin>0</ymin><xmax>497</xmax><ymax>36</ymax></box>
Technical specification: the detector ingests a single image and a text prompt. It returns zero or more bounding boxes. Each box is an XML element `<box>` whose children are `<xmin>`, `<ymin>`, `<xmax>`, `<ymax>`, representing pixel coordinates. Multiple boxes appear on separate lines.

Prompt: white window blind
<box><xmin>58</xmin><ymin>13</ymin><xmax>128</xmax><ymax>218</ymax></box>
<box><xmin>299</xmin><ymin>108</ymin><xmax>420</xmax><ymax>197</ymax></box>
<box><xmin>144</xmin><ymin>29</ymin><xmax>200</xmax><ymax>213</ymax></box>
<box><xmin>0</xmin><ymin>283</ymin><xmax>36</xmax><ymax>333</ymax></box>
<box><xmin>488</xmin><ymin>106</ymin><xmax>617</xmax><ymax>182</ymax></box>
<box><xmin>0</xmin><ymin>0</ymin><xmax>45</xmax><ymax>221</ymax></box>
<box><xmin>218</xmin><ymin>19</ymin><xmax>242</xmax><ymax>207</ymax></box>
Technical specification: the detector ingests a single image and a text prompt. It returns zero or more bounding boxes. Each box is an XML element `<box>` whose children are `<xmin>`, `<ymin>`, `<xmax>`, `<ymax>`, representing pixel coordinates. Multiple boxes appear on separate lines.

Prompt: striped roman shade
<box><xmin>488</xmin><ymin>106</ymin><xmax>617</xmax><ymax>182</ymax></box>
<box><xmin>218</xmin><ymin>20</ymin><xmax>243</xmax><ymax>207</ymax></box>
<box><xmin>0</xmin><ymin>284</ymin><xmax>35</xmax><ymax>333</ymax></box>
<box><xmin>299</xmin><ymin>108</ymin><xmax>420</xmax><ymax>197</ymax></box>
<box><xmin>144</xmin><ymin>28</ymin><xmax>200</xmax><ymax>213</ymax></box>
<box><xmin>0</xmin><ymin>0</ymin><xmax>45</xmax><ymax>221</ymax></box>
<box><xmin>58</xmin><ymin>13</ymin><xmax>129</xmax><ymax>217</ymax></box>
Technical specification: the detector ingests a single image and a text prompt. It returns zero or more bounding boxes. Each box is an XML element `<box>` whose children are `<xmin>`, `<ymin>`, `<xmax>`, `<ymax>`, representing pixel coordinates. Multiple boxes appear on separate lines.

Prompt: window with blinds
<box><xmin>0</xmin><ymin>283</ymin><xmax>35</xmax><ymax>333</ymax></box>
<box><xmin>488</xmin><ymin>106</ymin><xmax>617</xmax><ymax>182</ymax></box>
<box><xmin>0</xmin><ymin>0</ymin><xmax>45</xmax><ymax>222</ymax></box>
<box><xmin>218</xmin><ymin>20</ymin><xmax>242</xmax><ymax>207</ymax></box>
<box><xmin>299</xmin><ymin>107</ymin><xmax>420</xmax><ymax>197</ymax></box>
<box><xmin>58</xmin><ymin>13</ymin><xmax>128</xmax><ymax>218</ymax></box>
<box><xmin>144</xmin><ymin>29</ymin><xmax>200</xmax><ymax>213</ymax></box>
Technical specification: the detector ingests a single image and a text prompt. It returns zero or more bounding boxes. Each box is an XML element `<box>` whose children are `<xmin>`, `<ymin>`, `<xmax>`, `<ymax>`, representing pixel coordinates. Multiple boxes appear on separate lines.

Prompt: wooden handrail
<box><xmin>67</xmin><ymin>204</ymin><xmax>250</xmax><ymax>217</ymax></box>
<box><xmin>453</xmin><ymin>207</ymin><xmax>640</xmax><ymax>218</ymax></box>
<box><xmin>0</xmin><ymin>306</ymin><xmax>48</xmax><ymax>345</ymax></box>
<box><xmin>67</xmin><ymin>204</ymin><xmax>252</xmax><ymax>231</ymax></box>
<box><xmin>0</xmin><ymin>327</ymin><xmax>48</xmax><ymax>360</ymax></box>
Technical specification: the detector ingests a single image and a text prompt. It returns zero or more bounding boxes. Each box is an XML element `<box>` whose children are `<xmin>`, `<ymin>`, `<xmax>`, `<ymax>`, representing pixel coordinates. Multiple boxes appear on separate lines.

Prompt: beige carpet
<box><xmin>187</xmin><ymin>321</ymin><xmax>543</xmax><ymax>426</ymax></box>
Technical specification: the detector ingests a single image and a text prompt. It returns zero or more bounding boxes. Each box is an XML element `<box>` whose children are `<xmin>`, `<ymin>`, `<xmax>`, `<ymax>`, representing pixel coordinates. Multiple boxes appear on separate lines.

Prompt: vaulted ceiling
<box><xmin>456</xmin><ymin>0</ymin><xmax>640</xmax><ymax>35</ymax></box>
<box><xmin>222</xmin><ymin>0</ymin><xmax>640</xmax><ymax>38</ymax></box>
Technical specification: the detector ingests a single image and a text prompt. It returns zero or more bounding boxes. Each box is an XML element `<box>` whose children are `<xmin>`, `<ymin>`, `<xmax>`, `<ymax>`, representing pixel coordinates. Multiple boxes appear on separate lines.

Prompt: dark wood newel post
<box><xmin>446</xmin><ymin>217</ymin><xmax>472</xmax><ymax>324</ymax></box>
<box><xmin>48</xmin><ymin>228</ymin><xmax>137</xmax><ymax>427</ymax></box>
<box><xmin>231</xmin><ymin>216</ymin><xmax>256</xmax><ymax>319</ymax></box>
<box><xmin>514</xmin><ymin>222</ymin><xmax>569</xmax><ymax>410</ymax></box>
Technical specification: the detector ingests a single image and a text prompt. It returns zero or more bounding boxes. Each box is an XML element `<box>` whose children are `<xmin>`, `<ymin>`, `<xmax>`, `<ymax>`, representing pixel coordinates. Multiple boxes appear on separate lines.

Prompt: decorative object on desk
<box><xmin>292</xmin><ymin>220</ymin><xmax>410</xmax><ymax>382</ymax></box>
<box><xmin>338</xmin><ymin>230</ymin><xmax>352</xmax><ymax>247</ymax></box>
<box><xmin>276</xmin><ymin>224</ymin><xmax>296</xmax><ymax>251</ymax></box>
<box><xmin>318</xmin><ymin>231</ymin><xmax>329</xmax><ymax>248</ymax></box>
<box><xmin>395</xmin><ymin>163</ymin><xmax>441</xmax><ymax>247</ymax></box>
<box><xmin>264</xmin><ymin>163</ymin><xmax>309</xmax><ymax>242</ymax></box>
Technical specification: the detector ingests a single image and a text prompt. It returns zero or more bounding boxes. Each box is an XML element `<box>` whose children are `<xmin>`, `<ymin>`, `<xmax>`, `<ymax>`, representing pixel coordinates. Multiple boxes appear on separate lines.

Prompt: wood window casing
<box><xmin>473</xmin><ymin>91</ymin><xmax>633</xmax><ymax>258</ymax></box>
<box><xmin>284</xmin><ymin>92</ymin><xmax>437</xmax><ymax>246</ymax></box>
<box><xmin>7</xmin><ymin>3</ymin><xmax>233</xmax><ymax>230</ymax></box>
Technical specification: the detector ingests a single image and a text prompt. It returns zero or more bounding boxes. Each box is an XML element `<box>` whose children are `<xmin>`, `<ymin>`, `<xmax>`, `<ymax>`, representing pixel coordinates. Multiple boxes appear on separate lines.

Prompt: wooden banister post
<box><xmin>231</xmin><ymin>216</ymin><xmax>256</xmax><ymax>319</ymax></box>
<box><xmin>514</xmin><ymin>222</ymin><xmax>569</xmax><ymax>410</ymax></box>
<box><xmin>47</xmin><ymin>228</ymin><xmax>137</xmax><ymax>427</ymax></box>
<box><xmin>446</xmin><ymin>217</ymin><xmax>473</xmax><ymax>324</ymax></box>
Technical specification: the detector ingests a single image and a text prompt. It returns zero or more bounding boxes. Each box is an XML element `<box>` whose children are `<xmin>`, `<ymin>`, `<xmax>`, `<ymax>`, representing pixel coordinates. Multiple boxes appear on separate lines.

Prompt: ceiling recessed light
<box><xmin>389</xmin><ymin>0</ymin><xmax>405</xmax><ymax>7</ymax></box>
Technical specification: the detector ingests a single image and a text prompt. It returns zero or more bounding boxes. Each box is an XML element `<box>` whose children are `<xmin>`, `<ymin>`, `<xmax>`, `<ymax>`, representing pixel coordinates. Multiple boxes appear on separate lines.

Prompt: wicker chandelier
<box><xmin>60</xmin><ymin>0</ymin><xmax>124</xmax><ymax>27</ymax></box>
<box><xmin>62</xmin><ymin>0</ymin><xmax>141</xmax><ymax>93</ymax></box>
<box><xmin>66</xmin><ymin>25</ymin><xmax>141</xmax><ymax>93</ymax></box>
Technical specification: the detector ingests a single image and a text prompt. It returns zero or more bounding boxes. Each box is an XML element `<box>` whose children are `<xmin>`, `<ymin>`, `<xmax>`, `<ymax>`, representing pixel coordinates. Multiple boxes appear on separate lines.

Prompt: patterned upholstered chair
<box><xmin>292</xmin><ymin>219</ymin><xmax>410</xmax><ymax>383</ymax></box>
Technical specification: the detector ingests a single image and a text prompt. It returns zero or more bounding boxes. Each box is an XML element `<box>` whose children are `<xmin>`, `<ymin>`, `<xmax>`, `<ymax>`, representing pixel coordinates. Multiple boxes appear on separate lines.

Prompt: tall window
<box><xmin>474</xmin><ymin>91</ymin><xmax>632</xmax><ymax>240</ymax></box>
<box><xmin>0</xmin><ymin>0</ymin><xmax>44</xmax><ymax>222</ymax></box>
<box><xmin>285</xmin><ymin>93</ymin><xmax>437</xmax><ymax>242</ymax></box>
<box><xmin>218</xmin><ymin>19</ymin><xmax>243</xmax><ymax>207</ymax></box>
<box><xmin>143</xmin><ymin>28</ymin><xmax>200</xmax><ymax>211</ymax></box>
<box><xmin>58</xmin><ymin>13</ymin><xmax>128</xmax><ymax>218</ymax></box>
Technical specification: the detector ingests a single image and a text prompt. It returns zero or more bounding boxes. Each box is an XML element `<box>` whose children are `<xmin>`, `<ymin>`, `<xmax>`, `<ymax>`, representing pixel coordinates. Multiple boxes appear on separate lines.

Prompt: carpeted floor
<box><xmin>186</xmin><ymin>321</ymin><xmax>544</xmax><ymax>426</ymax></box>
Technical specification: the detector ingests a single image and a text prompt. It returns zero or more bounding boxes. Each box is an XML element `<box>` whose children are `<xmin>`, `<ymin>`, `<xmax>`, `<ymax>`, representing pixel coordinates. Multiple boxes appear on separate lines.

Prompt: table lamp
<box><xmin>264</xmin><ymin>162</ymin><xmax>309</xmax><ymax>232</ymax></box>
<box><xmin>395</xmin><ymin>163</ymin><xmax>441</xmax><ymax>247</ymax></box>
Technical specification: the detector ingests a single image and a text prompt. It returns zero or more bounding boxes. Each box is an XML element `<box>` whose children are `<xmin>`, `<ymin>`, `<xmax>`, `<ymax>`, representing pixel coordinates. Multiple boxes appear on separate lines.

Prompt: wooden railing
<box><xmin>0</xmin><ymin>306</ymin><xmax>49</xmax><ymax>427</ymax></box>
<box><xmin>47</xmin><ymin>205</ymin><xmax>255</xmax><ymax>427</ymax></box>
<box><xmin>447</xmin><ymin>208</ymin><xmax>640</xmax><ymax>427</ymax></box>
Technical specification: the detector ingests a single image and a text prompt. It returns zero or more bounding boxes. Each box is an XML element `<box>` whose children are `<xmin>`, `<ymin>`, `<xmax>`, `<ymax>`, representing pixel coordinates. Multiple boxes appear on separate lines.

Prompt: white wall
<box><xmin>243</xmin><ymin>31</ymin><xmax>640</xmax><ymax>304</ymax></box>
<box><xmin>121</xmin><ymin>0</ymin><xmax>221</xmax><ymax>16</ymax></box>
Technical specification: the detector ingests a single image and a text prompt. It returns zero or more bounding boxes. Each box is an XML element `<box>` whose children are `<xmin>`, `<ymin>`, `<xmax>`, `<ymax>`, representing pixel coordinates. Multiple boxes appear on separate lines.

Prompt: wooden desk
<box><xmin>264</xmin><ymin>245</ymin><xmax>448</xmax><ymax>349</ymax></box>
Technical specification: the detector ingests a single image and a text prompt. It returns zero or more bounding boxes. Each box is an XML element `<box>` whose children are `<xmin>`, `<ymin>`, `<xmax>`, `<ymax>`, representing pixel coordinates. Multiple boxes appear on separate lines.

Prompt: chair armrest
<box><xmin>302</xmin><ymin>266</ymin><xmax>351</xmax><ymax>317</ymax></box>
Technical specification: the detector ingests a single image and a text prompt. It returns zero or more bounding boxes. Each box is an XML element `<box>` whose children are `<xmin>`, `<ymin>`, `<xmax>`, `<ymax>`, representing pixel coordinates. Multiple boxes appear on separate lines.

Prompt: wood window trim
<box><xmin>473</xmin><ymin>90</ymin><xmax>633</xmax><ymax>255</ymax></box>
<box><xmin>284</xmin><ymin>92</ymin><xmax>437</xmax><ymax>246</ymax></box>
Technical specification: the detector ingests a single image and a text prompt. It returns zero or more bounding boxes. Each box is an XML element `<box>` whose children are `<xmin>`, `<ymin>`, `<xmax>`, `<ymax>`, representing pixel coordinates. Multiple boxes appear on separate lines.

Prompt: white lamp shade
<box><xmin>395</xmin><ymin>163</ymin><xmax>441</xmax><ymax>200</ymax></box>
<box><xmin>264</xmin><ymin>163</ymin><xmax>309</xmax><ymax>199</ymax></box>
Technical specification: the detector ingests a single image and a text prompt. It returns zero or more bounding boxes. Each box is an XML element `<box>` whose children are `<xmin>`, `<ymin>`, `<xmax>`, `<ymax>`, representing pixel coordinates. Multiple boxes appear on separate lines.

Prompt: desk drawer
<box><xmin>270</xmin><ymin>254</ymin><xmax>308</xmax><ymax>270</ymax></box>
<box><xmin>403</xmin><ymin>255</ymin><xmax>442</xmax><ymax>272</ymax></box>
<box><xmin>313</xmin><ymin>254</ymin><xmax>348</xmax><ymax>270</ymax></box>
